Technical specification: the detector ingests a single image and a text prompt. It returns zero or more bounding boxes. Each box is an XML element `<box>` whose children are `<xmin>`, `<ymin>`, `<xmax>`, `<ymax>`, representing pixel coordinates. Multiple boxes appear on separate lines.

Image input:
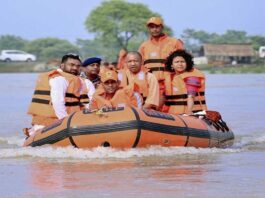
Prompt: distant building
<box><xmin>200</xmin><ymin>44</ymin><xmax>254</xmax><ymax>65</ymax></box>
<box><xmin>259</xmin><ymin>46</ymin><xmax>265</xmax><ymax>58</ymax></box>
<box><xmin>193</xmin><ymin>56</ymin><xmax>208</xmax><ymax>65</ymax></box>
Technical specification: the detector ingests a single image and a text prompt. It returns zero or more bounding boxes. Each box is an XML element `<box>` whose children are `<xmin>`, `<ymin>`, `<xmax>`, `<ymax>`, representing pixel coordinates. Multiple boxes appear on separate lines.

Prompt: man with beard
<box><xmin>118</xmin><ymin>51</ymin><xmax>159</xmax><ymax>110</ymax></box>
<box><xmin>25</xmin><ymin>53</ymin><xmax>83</xmax><ymax>136</ymax></box>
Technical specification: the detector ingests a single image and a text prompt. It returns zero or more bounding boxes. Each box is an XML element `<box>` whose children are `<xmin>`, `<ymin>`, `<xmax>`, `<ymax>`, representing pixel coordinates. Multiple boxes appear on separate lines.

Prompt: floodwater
<box><xmin>0</xmin><ymin>73</ymin><xmax>265</xmax><ymax>198</ymax></box>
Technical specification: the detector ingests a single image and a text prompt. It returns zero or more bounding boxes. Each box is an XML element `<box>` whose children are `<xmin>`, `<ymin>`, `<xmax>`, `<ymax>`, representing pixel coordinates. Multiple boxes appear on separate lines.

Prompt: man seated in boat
<box><xmin>81</xmin><ymin>57</ymin><xmax>102</xmax><ymax>89</ymax></box>
<box><xmin>89</xmin><ymin>69</ymin><xmax>143</xmax><ymax>110</ymax></box>
<box><xmin>118</xmin><ymin>51</ymin><xmax>160</xmax><ymax>110</ymax></box>
<box><xmin>24</xmin><ymin>53</ymin><xmax>83</xmax><ymax>136</ymax></box>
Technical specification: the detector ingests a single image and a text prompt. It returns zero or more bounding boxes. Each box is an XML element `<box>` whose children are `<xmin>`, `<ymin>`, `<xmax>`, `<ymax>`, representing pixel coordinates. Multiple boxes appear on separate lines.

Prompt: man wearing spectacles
<box><xmin>25</xmin><ymin>53</ymin><xmax>83</xmax><ymax>136</ymax></box>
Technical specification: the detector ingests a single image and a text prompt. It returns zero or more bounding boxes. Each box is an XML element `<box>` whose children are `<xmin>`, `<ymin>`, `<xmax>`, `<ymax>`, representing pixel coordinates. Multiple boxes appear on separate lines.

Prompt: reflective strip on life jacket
<box><xmin>148</xmin><ymin>67</ymin><xmax>166</xmax><ymax>72</ymax></box>
<box><xmin>79</xmin><ymin>94</ymin><xmax>89</xmax><ymax>105</ymax></box>
<box><xmin>165</xmin><ymin>92</ymin><xmax>205</xmax><ymax>100</ymax></box>
<box><xmin>165</xmin><ymin>100</ymin><xmax>206</xmax><ymax>106</ymax></box>
<box><xmin>79</xmin><ymin>77</ymin><xmax>91</xmax><ymax>108</ymax></box>
<box><xmin>31</xmin><ymin>90</ymin><xmax>81</xmax><ymax>107</ymax></box>
<box><xmin>143</xmin><ymin>59</ymin><xmax>165</xmax><ymax>65</ymax></box>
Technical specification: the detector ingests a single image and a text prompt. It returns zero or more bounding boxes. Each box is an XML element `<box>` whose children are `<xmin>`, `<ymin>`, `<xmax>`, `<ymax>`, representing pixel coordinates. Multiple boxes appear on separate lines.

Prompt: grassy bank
<box><xmin>198</xmin><ymin>64</ymin><xmax>265</xmax><ymax>74</ymax></box>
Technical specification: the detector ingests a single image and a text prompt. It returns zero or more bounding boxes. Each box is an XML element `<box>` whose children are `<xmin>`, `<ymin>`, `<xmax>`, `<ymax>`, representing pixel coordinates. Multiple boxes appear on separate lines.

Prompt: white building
<box><xmin>259</xmin><ymin>46</ymin><xmax>265</xmax><ymax>58</ymax></box>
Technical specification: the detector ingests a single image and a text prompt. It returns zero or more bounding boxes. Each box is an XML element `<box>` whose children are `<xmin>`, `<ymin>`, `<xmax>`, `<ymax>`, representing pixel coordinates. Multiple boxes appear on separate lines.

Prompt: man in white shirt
<box><xmin>49</xmin><ymin>54</ymin><xmax>82</xmax><ymax>118</ymax></box>
<box><xmin>25</xmin><ymin>53</ymin><xmax>82</xmax><ymax>136</ymax></box>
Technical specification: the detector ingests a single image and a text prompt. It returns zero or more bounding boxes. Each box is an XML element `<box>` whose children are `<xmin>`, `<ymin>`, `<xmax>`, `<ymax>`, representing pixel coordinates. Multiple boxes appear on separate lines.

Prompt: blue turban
<box><xmin>82</xmin><ymin>57</ymin><xmax>102</xmax><ymax>67</ymax></box>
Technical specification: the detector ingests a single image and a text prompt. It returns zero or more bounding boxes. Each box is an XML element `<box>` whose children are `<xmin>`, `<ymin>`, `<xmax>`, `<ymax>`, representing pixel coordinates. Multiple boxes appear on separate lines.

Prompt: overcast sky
<box><xmin>0</xmin><ymin>0</ymin><xmax>264</xmax><ymax>43</ymax></box>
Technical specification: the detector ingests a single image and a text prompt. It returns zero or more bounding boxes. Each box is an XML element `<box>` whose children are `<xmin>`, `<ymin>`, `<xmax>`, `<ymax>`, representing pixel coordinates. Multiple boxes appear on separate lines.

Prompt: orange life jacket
<box><xmin>91</xmin><ymin>87</ymin><xmax>142</xmax><ymax>110</ymax></box>
<box><xmin>139</xmin><ymin>34</ymin><xmax>183</xmax><ymax>81</ymax></box>
<box><xmin>27</xmin><ymin>70</ymin><xmax>81</xmax><ymax>126</ymax></box>
<box><xmin>117</xmin><ymin>49</ymin><xmax>127</xmax><ymax>70</ymax></box>
<box><xmin>118</xmin><ymin>69</ymin><xmax>149</xmax><ymax>101</ymax></box>
<box><xmin>79</xmin><ymin>77</ymin><xmax>90</xmax><ymax>108</ymax></box>
<box><xmin>163</xmin><ymin>68</ymin><xmax>207</xmax><ymax>115</ymax></box>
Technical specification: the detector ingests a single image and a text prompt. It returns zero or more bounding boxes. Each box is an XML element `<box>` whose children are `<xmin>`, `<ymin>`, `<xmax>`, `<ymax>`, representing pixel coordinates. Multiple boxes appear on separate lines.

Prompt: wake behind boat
<box><xmin>23</xmin><ymin>107</ymin><xmax>234</xmax><ymax>149</ymax></box>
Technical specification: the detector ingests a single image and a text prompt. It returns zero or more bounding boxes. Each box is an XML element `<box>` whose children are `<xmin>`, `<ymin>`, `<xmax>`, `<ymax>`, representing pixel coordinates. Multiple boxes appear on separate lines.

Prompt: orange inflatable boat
<box><xmin>23</xmin><ymin>107</ymin><xmax>234</xmax><ymax>148</ymax></box>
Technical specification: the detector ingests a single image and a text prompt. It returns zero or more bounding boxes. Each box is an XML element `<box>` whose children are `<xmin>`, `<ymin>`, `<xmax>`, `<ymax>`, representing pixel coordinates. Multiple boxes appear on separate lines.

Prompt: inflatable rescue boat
<box><xmin>23</xmin><ymin>107</ymin><xmax>234</xmax><ymax>148</ymax></box>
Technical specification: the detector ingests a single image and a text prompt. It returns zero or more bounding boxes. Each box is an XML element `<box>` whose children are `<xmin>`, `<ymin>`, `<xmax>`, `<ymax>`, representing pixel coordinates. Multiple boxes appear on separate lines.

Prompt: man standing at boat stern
<box><xmin>139</xmin><ymin>16</ymin><xmax>184</xmax><ymax>106</ymax></box>
<box><xmin>25</xmin><ymin>53</ymin><xmax>83</xmax><ymax>136</ymax></box>
<box><xmin>139</xmin><ymin>17</ymin><xmax>184</xmax><ymax>80</ymax></box>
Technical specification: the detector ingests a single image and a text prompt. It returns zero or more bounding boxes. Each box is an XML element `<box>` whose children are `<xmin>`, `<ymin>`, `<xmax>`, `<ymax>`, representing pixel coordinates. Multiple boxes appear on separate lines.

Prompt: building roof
<box><xmin>202</xmin><ymin>44</ymin><xmax>254</xmax><ymax>57</ymax></box>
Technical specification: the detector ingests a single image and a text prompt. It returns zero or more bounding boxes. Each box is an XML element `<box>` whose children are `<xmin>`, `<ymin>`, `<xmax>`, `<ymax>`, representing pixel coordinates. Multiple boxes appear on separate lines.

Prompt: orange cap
<box><xmin>101</xmin><ymin>70</ymin><xmax>118</xmax><ymax>82</ymax></box>
<box><xmin>146</xmin><ymin>17</ymin><xmax>163</xmax><ymax>26</ymax></box>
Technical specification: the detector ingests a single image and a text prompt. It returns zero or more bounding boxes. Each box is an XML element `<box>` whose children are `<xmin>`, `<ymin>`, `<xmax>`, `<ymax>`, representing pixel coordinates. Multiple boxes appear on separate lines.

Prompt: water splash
<box><xmin>0</xmin><ymin>144</ymin><xmax>241</xmax><ymax>160</ymax></box>
<box><xmin>0</xmin><ymin>136</ymin><xmax>24</xmax><ymax>146</ymax></box>
<box><xmin>2</xmin><ymin>133</ymin><xmax>265</xmax><ymax>160</ymax></box>
<box><xmin>233</xmin><ymin>133</ymin><xmax>265</xmax><ymax>149</ymax></box>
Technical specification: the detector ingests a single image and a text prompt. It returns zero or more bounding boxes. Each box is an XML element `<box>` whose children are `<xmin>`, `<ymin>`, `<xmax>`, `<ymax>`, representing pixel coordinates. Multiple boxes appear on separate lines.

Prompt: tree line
<box><xmin>1</xmin><ymin>0</ymin><xmax>265</xmax><ymax>62</ymax></box>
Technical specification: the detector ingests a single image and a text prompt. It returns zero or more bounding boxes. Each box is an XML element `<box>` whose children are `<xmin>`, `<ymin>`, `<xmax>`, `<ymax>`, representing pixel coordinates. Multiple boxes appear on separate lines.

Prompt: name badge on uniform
<box><xmin>150</xmin><ymin>52</ymin><xmax>157</xmax><ymax>57</ymax></box>
<box><xmin>138</xmin><ymin>71</ymin><xmax>144</xmax><ymax>80</ymax></box>
<box><xmin>173</xmin><ymin>87</ymin><xmax>179</xmax><ymax>92</ymax></box>
<box><xmin>118</xmin><ymin>72</ymin><xmax>123</xmax><ymax>81</ymax></box>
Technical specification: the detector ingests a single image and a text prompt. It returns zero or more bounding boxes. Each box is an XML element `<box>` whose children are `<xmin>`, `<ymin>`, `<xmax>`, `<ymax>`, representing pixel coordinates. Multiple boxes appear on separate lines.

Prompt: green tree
<box><xmin>181</xmin><ymin>29</ymin><xmax>212</xmax><ymax>52</ymax></box>
<box><xmin>26</xmin><ymin>38</ymin><xmax>79</xmax><ymax>61</ymax></box>
<box><xmin>77</xmin><ymin>38</ymin><xmax>111</xmax><ymax>60</ymax></box>
<box><xmin>84</xmin><ymin>0</ymin><xmax>172</xmax><ymax>59</ymax></box>
<box><xmin>181</xmin><ymin>29</ymin><xmax>258</xmax><ymax>54</ymax></box>
<box><xmin>216</xmin><ymin>30</ymin><xmax>249</xmax><ymax>44</ymax></box>
<box><xmin>182</xmin><ymin>29</ymin><xmax>250</xmax><ymax>45</ymax></box>
<box><xmin>249</xmin><ymin>35</ymin><xmax>265</xmax><ymax>50</ymax></box>
<box><xmin>0</xmin><ymin>35</ymin><xmax>29</xmax><ymax>51</ymax></box>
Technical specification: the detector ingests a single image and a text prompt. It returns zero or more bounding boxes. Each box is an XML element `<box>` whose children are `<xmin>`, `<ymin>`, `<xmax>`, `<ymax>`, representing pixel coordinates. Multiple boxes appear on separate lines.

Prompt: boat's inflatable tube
<box><xmin>23</xmin><ymin>107</ymin><xmax>234</xmax><ymax>148</ymax></box>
